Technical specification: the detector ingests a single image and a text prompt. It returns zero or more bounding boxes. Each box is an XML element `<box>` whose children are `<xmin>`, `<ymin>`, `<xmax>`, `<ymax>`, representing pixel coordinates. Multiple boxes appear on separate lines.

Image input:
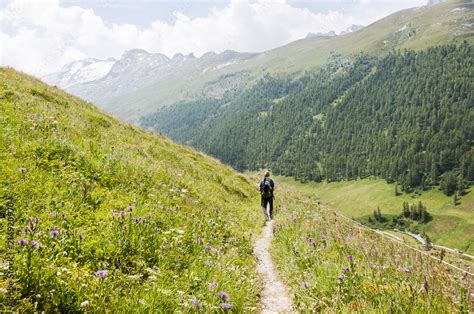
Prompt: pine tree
<box><xmin>457</xmin><ymin>175</ymin><xmax>466</xmax><ymax>196</ymax></box>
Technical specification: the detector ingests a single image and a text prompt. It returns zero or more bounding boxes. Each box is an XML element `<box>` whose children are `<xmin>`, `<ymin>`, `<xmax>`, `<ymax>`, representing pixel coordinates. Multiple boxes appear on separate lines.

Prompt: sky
<box><xmin>0</xmin><ymin>0</ymin><xmax>427</xmax><ymax>77</ymax></box>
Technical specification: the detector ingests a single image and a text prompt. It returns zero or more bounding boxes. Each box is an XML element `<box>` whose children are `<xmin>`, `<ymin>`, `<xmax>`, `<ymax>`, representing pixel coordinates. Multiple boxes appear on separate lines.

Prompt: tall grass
<box><xmin>0</xmin><ymin>68</ymin><xmax>263</xmax><ymax>311</ymax></box>
<box><xmin>271</xmin><ymin>189</ymin><xmax>473</xmax><ymax>312</ymax></box>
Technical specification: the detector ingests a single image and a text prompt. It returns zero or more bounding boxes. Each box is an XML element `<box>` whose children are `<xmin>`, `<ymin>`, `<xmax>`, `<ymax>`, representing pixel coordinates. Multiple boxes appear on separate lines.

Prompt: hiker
<box><xmin>259</xmin><ymin>170</ymin><xmax>275</xmax><ymax>221</ymax></box>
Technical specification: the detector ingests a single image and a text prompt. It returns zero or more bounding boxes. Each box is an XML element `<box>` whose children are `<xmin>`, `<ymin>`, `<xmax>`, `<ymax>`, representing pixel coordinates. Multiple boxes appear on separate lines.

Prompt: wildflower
<box><xmin>229</xmin><ymin>237</ymin><xmax>237</xmax><ymax>243</ymax></box>
<box><xmin>19</xmin><ymin>167</ymin><xmax>26</xmax><ymax>173</ymax></box>
<box><xmin>127</xmin><ymin>205</ymin><xmax>135</xmax><ymax>211</ymax></box>
<box><xmin>347</xmin><ymin>255</ymin><xmax>353</xmax><ymax>262</ymax></box>
<box><xmin>50</xmin><ymin>230</ymin><xmax>59</xmax><ymax>237</ymax></box>
<box><xmin>18</xmin><ymin>238</ymin><xmax>28</xmax><ymax>246</ymax></box>
<box><xmin>398</xmin><ymin>265</ymin><xmax>411</xmax><ymax>273</ymax></box>
<box><xmin>192</xmin><ymin>299</ymin><xmax>202</xmax><ymax>308</ymax></box>
<box><xmin>30</xmin><ymin>241</ymin><xmax>39</xmax><ymax>247</ymax></box>
<box><xmin>214</xmin><ymin>207</ymin><xmax>220</xmax><ymax>212</ymax></box>
<box><xmin>147</xmin><ymin>213</ymin><xmax>151</xmax><ymax>219</ymax></box>
<box><xmin>209</xmin><ymin>282</ymin><xmax>218</xmax><ymax>289</ymax></box>
<box><xmin>23</xmin><ymin>227</ymin><xmax>30</xmax><ymax>234</ymax></box>
<box><xmin>28</xmin><ymin>220</ymin><xmax>36</xmax><ymax>227</ymax></box>
<box><xmin>219</xmin><ymin>291</ymin><xmax>229</xmax><ymax>300</ymax></box>
<box><xmin>96</xmin><ymin>270</ymin><xmax>108</xmax><ymax>276</ymax></box>
<box><xmin>80</xmin><ymin>300</ymin><xmax>90</xmax><ymax>308</ymax></box>
<box><xmin>344</xmin><ymin>267</ymin><xmax>350</xmax><ymax>273</ymax></box>
<box><xmin>300</xmin><ymin>282</ymin><xmax>310</xmax><ymax>288</ymax></box>
<box><xmin>196</xmin><ymin>237</ymin><xmax>204</xmax><ymax>243</ymax></box>
<box><xmin>61</xmin><ymin>213</ymin><xmax>65</xmax><ymax>218</ymax></box>
<box><xmin>308</xmin><ymin>238</ymin><xmax>317</xmax><ymax>246</ymax></box>
<box><xmin>338</xmin><ymin>274</ymin><xmax>344</xmax><ymax>283</ymax></box>
<box><xmin>221</xmin><ymin>302</ymin><xmax>231</xmax><ymax>309</ymax></box>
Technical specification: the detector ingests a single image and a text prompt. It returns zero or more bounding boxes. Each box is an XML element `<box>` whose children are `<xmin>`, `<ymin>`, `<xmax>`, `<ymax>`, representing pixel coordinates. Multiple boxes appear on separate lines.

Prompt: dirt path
<box><xmin>254</xmin><ymin>221</ymin><xmax>294</xmax><ymax>313</ymax></box>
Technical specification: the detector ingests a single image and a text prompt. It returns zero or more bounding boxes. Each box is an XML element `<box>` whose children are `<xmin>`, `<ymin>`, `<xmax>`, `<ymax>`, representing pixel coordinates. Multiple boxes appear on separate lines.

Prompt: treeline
<box><xmin>141</xmin><ymin>44</ymin><xmax>473</xmax><ymax>195</ymax></box>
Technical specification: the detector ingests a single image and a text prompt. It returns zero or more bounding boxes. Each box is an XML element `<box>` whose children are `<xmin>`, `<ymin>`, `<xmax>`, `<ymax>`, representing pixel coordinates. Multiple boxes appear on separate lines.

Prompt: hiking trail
<box><xmin>254</xmin><ymin>220</ymin><xmax>294</xmax><ymax>313</ymax></box>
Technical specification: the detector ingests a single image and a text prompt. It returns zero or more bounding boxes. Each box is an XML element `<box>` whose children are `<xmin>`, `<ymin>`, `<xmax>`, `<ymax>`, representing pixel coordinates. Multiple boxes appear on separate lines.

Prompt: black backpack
<box><xmin>261</xmin><ymin>178</ymin><xmax>273</xmax><ymax>199</ymax></box>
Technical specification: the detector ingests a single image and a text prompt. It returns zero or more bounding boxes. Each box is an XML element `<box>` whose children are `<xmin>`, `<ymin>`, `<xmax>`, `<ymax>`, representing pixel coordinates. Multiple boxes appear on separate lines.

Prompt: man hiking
<box><xmin>259</xmin><ymin>170</ymin><xmax>275</xmax><ymax>221</ymax></box>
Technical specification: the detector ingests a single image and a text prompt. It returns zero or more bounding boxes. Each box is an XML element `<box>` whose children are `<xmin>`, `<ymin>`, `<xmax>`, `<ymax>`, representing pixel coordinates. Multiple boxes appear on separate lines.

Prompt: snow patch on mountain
<box><xmin>43</xmin><ymin>58</ymin><xmax>115</xmax><ymax>88</ymax></box>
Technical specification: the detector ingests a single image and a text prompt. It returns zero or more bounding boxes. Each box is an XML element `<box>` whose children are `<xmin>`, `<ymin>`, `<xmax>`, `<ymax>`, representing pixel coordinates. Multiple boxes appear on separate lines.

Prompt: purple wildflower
<box><xmin>18</xmin><ymin>238</ymin><xmax>28</xmax><ymax>246</ymax></box>
<box><xmin>398</xmin><ymin>265</ymin><xmax>411</xmax><ymax>273</ymax></box>
<box><xmin>127</xmin><ymin>205</ymin><xmax>135</xmax><ymax>211</ymax></box>
<box><xmin>147</xmin><ymin>213</ymin><xmax>151</xmax><ymax>219</ymax></box>
<box><xmin>19</xmin><ymin>167</ymin><xmax>26</xmax><ymax>173</ymax></box>
<box><xmin>347</xmin><ymin>255</ymin><xmax>353</xmax><ymax>262</ymax></box>
<box><xmin>344</xmin><ymin>267</ymin><xmax>350</xmax><ymax>273</ymax></box>
<box><xmin>214</xmin><ymin>207</ymin><xmax>220</xmax><ymax>212</ymax></box>
<box><xmin>23</xmin><ymin>227</ymin><xmax>30</xmax><ymax>234</ymax></box>
<box><xmin>308</xmin><ymin>238</ymin><xmax>317</xmax><ymax>246</ymax></box>
<box><xmin>229</xmin><ymin>237</ymin><xmax>237</xmax><ymax>243</ymax></box>
<box><xmin>196</xmin><ymin>237</ymin><xmax>204</xmax><ymax>243</ymax></box>
<box><xmin>50</xmin><ymin>230</ymin><xmax>59</xmax><ymax>237</ymax></box>
<box><xmin>221</xmin><ymin>303</ymin><xmax>231</xmax><ymax>309</ymax></box>
<box><xmin>61</xmin><ymin>213</ymin><xmax>65</xmax><ymax>218</ymax></box>
<box><xmin>338</xmin><ymin>274</ymin><xmax>344</xmax><ymax>283</ymax></box>
<box><xmin>96</xmin><ymin>270</ymin><xmax>108</xmax><ymax>276</ymax></box>
<box><xmin>300</xmin><ymin>282</ymin><xmax>310</xmax><ymax>288</ymax></box>
<box><xmin>219</xmin><ymin>291</ymin><xmax>229</xmax><ymax>300</ymax></box>
<box><xmin>28</xmin><ymin>220</ymin><xmax>35</xmax><ymax>227</ymax></box>
<box><xmin>30</xmin><ymin>241</ymin><xmax>39</xmax><ymax>247</ymax></box>
<box><xmin>209</xmin><ymin>282</ymin><xmax>218</xmax><ymax>289</ymax></box>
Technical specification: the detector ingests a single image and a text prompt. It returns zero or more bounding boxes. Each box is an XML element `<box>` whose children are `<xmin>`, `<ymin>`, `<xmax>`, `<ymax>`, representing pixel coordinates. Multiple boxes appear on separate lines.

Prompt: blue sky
<box><xmin>0</xmin><ymin>0</ymin><xmax>427</xmax><ymax>76</ymax></box>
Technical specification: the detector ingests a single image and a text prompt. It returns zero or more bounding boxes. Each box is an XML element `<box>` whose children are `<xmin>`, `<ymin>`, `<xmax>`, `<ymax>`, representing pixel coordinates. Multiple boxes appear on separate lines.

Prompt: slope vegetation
<box><xmin>0</xmin><ymin>68</ymin><xmax>262</xmax><ymax>311</ymax></box>
<box><xmin>270</xmin><ymin>180</ymin><xmax>473</xmax><ymax>312</ymax></box>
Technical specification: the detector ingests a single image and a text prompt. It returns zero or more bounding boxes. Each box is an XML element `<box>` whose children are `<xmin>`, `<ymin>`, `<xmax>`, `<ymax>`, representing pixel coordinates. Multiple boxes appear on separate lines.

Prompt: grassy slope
<box><xmin>275</xmin><ymin>176</ymin><xmax>474</xmax><ymax>254</ymax></box>
<box><xmin>0</xmin><ymin>68</ymin><xmax>264</xmax><ymax>312</ymax></box>
<box><xmin>117</xmin><ymin>0</ymin><xmax>473</xmax><ymax>120</ymax></box>
<box><xmin>269</xmin><ymin>181</ymin><xmax>473</xmax><ymax>312</ymax></box>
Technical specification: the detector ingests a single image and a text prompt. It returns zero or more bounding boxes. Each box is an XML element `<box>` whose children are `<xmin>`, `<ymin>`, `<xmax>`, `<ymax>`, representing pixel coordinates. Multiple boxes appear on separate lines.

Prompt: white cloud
<box><xmin>0</xmin><ymin>0</ymin><xmax>425</xmax><ymax>76</ymax></box>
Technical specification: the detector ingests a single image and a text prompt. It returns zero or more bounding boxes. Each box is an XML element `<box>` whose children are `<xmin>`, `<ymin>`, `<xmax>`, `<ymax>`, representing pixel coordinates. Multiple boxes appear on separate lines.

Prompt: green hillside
<box><xmin>275</xmin><ymin>176</ymin><xmax>474</xmax><ymax>254</ymax></box>
<box><xmin>0</xmin><ymin>68</ymin><xmax>263</xmax><ymax>311</ymax></box>
<box><xmin>111</xmin><ymin>0</ymin><xmax>473</xmax><ymax>120</ymax></box>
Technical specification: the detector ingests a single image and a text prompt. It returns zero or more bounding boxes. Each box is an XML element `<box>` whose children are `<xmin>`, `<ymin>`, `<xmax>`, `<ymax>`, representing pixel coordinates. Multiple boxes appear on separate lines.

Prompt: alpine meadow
<box><xmin>1</xmin><ymin>0</ymin><xmax>473</xmax><ymax>312</ymax></box>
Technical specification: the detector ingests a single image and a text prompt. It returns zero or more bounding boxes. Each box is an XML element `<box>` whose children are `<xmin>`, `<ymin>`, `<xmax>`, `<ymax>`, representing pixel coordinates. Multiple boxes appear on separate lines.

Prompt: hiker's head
<box><xmin>264</xmin><ymin>170</ymin><xmax>270</xmax><ymax>177</ymax></box>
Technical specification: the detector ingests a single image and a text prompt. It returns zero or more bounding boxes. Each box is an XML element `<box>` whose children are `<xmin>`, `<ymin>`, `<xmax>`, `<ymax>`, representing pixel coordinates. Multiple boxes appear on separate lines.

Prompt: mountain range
<box><xmin>42</xmin><ymin>0</ymin><xmax>473</xmax><ymax>122</ymax></box>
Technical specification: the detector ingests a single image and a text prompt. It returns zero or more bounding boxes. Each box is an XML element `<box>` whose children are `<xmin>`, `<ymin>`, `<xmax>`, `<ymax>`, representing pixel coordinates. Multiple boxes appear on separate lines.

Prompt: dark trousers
<box><xmin>261</xmin><ymin>197</ymin><xmax>274</xmax><ymax>219</ymax></box>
